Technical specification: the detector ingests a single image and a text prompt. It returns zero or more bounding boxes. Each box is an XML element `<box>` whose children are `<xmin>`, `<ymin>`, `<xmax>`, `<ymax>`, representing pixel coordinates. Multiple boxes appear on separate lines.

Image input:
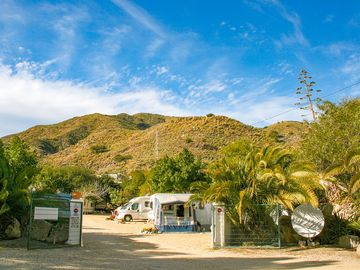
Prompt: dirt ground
<box><xmin>0</xmin><ymin>214</ymin><xmax>359</xmax><ymax>270</ymax></box>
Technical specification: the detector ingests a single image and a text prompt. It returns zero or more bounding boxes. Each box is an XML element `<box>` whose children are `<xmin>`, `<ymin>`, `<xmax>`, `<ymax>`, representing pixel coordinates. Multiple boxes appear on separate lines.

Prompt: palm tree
<box><xmin>191</xmin><ymin>145</ymin><xmax>321</xmax><ymax>226</ymax></box>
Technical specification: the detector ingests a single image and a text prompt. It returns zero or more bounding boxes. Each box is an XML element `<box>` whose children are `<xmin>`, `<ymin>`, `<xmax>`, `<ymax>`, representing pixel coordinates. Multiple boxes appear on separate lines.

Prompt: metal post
<box><xmin>276</xmin><ymin>204</ymin><xmax>281</xmax><ymax>248</ymax></box>
<box><xmin>27</xmin><ymin>195</ymin><xmax>33</xmax><ymax>250</ymax></box>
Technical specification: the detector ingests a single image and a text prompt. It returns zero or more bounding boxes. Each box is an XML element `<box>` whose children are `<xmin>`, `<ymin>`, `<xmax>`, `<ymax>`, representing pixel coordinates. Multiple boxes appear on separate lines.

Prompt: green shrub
<box><xmin>91</xmin><ymin>145</ymin><xmax>109</xmax><ymax>154</ymax></box>
<box><xmin>114</xmin><ymin>154</ymin><xmax>133</xmax><ymax>163</ymax></box>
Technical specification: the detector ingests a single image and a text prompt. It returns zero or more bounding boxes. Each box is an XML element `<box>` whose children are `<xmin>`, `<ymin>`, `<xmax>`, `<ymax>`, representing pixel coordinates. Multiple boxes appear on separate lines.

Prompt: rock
<box><xmin>31</xmin><ymin>220</ymin><xmax>52</xmax><ymax>241</ymax></box>
<box><xmin>46</xmin><ymin>221</ymin><xmax>69</xmax><ymax>244</ymax></box>
<box><xmin>298</xmin><ymin>240</ymin><xmax>307</xmax><ymax>247</ymax></box>
<box><xmin>5</xmin><ymin>218</ymin><xmax>21</xmax><ymax>239</ymax></box>
<box><xmin>339</xmin><ymin>235</ymin><xmax>360</xmax><ymax>249</ymax></box>
<box><xmin>280</xmin><ymin>215</ymin><xmax>301</xmax><ymax>243</ymax></box>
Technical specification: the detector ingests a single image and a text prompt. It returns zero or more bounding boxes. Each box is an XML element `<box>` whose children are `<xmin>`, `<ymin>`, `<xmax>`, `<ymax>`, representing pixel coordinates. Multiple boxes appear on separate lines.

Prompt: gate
<box><xmin>27</xmin><ymin>194</ymin><xmax>83</xmax><ymax>250</ymax></box>
<box><xmin>212</xmin><ymin>203</ymin><xmax>281</xmax><ymax>248</ymax></box>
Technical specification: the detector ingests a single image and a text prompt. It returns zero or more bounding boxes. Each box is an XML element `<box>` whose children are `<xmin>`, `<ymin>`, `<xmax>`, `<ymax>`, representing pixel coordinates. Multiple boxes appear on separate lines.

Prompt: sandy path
<box><xmin>0</xmin><ymin>214</ymin><xmax>359</xmax><ymax>270</ymax></box>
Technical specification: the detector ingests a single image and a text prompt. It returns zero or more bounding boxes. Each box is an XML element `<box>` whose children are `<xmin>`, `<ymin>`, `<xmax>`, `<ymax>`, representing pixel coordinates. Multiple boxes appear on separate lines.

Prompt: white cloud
<box><xmin>320</xmin><ymin>42</ymin><xmax>359</xmax><ymax>57</ymax></box>
<box><xmin>0</xmin><ymin>61</ymin><xmax>184</xmax><ymax>136</ymax></box>
<box><xmin>219</xmin><ymin>96</ymin><xmax>303</xmax><ymax>126</ymax></box>
<box><xmin>341</xmin><ymin>54</ymin><xmax>360</xmax><ymax>82</ymax></box>
<box><xmin>236</xmin><ymin>77</ymin><xmax>282</xmax><ymax>103</ymax></box>
<box><xmin>155</xmin><ymin>66</ymin><xmax>169</xmax><ymax>76</ymax></box>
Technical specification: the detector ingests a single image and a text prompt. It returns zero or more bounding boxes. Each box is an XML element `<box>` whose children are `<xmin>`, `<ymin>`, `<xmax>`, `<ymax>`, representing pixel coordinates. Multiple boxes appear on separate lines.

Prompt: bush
<box><xmin>91</xmin><ymin>145</ymin><xmax>109</xmax><ymax>154</ymax></box>
<box><xmin>114</xmin><ymin>154</ymin><xmax>133</xmax><ymax>163</ymax></box>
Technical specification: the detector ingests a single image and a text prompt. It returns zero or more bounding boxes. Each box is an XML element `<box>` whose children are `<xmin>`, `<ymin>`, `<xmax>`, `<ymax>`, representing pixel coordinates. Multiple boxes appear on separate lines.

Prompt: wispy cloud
<box><xmin>228</xmin><ymin>96</ymin><xmax>302</xmax><ymax>126</ymax></box>
<box><xmin>317</xmin><ymin>41</ymin><xmax>359</xmax><ymax>57</ymax></box>
<box><xmin>341</xmin><ymin>54</ymin><xmax>360</xmax><ymax>82</ymax></box>
<box><xmin>41</xmin><ymin>3</ymin><xmax>90</xmax><ymax>71</ymax></box>
<box><xmin>268</xmin><ymin>0</ymin><xmax>309</xmax><ymax>47</ymax></box>
<box><xmin>111</xmin><ymin>0</ymin><xmax>167</xmax><ymax>38</ymax></box>
<box><xmin>349</xmin><ymin>13</ymin><xmax>360</xmax><ymax>27</ymax></box>
<box><xmin>246</xmin><ymin>0</ymin><xmax>308</xmax><ymax>47</ymax></box>
<box><xmin>323</xmin><ymin>15</ymin><xmax>334</xmax><ymax>23</ymax></box>
<box><xmin>0</xmin><ymin>0</ymin><xmax>26</xmax><ymax>23</ymax></box>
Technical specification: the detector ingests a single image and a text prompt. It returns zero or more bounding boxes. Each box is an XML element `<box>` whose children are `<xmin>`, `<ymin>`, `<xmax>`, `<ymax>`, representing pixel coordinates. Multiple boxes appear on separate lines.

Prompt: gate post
<box><xmin>211</xmin><ymin>203</ymin><xmax>225</xmax><ymax>248</ymax></box>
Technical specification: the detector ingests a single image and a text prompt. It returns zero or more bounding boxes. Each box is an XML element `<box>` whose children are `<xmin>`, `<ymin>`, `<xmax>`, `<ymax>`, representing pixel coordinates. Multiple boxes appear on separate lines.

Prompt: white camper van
<box><xmin>149</xmin><ymin>193</ymin><xmax>211</xmax><ymax>232</ymax></box>
<box><xmin>114</xmin><ymin>196</ymin><xmax>151</xmax><ymax>221</ymax></box>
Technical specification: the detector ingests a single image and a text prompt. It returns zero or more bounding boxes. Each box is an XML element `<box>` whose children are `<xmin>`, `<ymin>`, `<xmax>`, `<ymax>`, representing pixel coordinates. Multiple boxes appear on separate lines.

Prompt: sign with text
<box><xmin>34</xmin><ymin>207</ymin><xmax>58</xmax><ymax>220</ymax></box>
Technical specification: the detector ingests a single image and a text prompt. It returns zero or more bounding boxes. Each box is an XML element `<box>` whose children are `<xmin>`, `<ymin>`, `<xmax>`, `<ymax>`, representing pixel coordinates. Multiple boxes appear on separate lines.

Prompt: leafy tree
<box><xmin>109</xmin><ymin>170</ymin><xmax>149</xmax><ymax>206</ymax></box>
<box><xmin>294</xmin><ymin>69</ymin><xmax>322</xmax><ymax>121</ymax></box>
<box><xmin>301</xmin><ymin>99</ymin><xmax>360</xmax><ymax>171</ymax></box>
<box><xmin>151</xmin><ymin>149</ymin><xmax>209</xmax><ymax>193</ymax></box>
<box><xmin>0</xmin><ymin>138</ymin><xmax>38</xmax><ymax>226</ymax></box>
<box><xmin>35</xmin><ymin>166</ymin><xmax>96</xmax><ymax>193</ymax></box>
<box><xmin>5</xmin><ymin>136</ymin><xmax>37</xmax><ymax>174</ymax></box>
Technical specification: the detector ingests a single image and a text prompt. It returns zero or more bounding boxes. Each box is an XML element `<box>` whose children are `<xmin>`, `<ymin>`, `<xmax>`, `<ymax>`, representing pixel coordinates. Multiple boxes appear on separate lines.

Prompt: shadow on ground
<box><xmin>0</xmin><ymin>231</ymin><xmax>339</xmax><ymax>270</ymax></box>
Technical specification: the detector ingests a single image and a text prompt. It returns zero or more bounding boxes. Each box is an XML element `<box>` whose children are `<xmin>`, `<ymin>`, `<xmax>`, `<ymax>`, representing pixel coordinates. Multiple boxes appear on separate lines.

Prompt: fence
<box><xmin>212</xmin><ymin>203</ymin><xmax>281</xmax><ymax>248</ymax></box>
<box><xmin>27</xmin><ymin>194</ymin><xmax>83</xmax><ymax>250</ymax></box>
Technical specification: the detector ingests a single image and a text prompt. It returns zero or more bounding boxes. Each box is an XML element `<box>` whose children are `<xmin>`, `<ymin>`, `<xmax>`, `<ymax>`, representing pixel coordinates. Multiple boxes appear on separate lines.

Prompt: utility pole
<box><xmin>155</xmin><ymin>130</ymin><xmax>159</xmax><ymax>159</ymax></box>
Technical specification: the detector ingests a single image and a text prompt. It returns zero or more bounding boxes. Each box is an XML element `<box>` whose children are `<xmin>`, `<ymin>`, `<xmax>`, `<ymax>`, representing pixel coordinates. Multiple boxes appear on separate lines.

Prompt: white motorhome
<box><xmin>114</xmin><ymin>196</ymin><xmax>151</xmax><ymax>221</ymax></box>
<box><xmin>149</xmin><ymin>193</ymin><xmax>211</xmax><ymax>232</ymax></box>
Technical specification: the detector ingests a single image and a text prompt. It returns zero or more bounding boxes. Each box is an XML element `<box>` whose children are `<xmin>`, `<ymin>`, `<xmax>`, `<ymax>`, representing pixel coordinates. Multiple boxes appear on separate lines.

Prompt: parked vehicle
<box><xmin>113</xmin><ymin>196</ymin><xmax>151</xmax><ymax>222</ymax></box>
<box><xmin>148</xmin><ymin>193</ymin><xmax>211</xmax><ymax>232</ymax></box>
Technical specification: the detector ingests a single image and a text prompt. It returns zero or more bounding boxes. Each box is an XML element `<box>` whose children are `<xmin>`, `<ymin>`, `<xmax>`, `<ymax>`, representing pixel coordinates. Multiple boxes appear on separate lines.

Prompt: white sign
<box><xmin>34</xmin><ymin>207</ymin><xmax>58</xmax><ymax>220</ymax></box>
<box><xmin>67</xmin><ymin>200</ymin><xmax>83</xmax><ymax>245</ymax></box>
<box><xmin>291</xmin><ymin>204</ymin><xmax>324</xmax><ymax>238</ymax></box>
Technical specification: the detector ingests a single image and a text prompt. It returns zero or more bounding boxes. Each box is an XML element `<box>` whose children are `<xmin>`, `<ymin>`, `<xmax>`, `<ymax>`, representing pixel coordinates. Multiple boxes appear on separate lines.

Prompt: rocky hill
<box><xmin>2</xmin><ymin>113</ymin><xmax>307</xmax><ymax>173</ymax></box>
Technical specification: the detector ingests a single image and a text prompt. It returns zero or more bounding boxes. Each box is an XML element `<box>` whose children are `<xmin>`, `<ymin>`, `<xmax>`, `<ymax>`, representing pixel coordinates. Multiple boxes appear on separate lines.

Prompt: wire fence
<box><xmin>212</xmin><ymin>204</ymin><xmax>281</xmax><ymax>248</ymax></box>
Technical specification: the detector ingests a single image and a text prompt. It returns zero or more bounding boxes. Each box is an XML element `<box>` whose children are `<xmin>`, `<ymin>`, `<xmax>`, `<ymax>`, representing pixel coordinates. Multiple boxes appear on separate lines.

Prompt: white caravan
<box><xmin>149</xmin><ymin>193</ymin><xmax>211</xmax><ymax>232</ymax></box>
<box><xmin>114</xmin><ymin>196</ymin><xmax>151</xmax><ymax>221</ymax></box>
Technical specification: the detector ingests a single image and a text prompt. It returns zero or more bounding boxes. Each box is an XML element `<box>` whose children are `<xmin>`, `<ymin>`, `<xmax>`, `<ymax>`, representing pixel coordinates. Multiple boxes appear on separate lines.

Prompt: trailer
<box><xmin>149</xmin><ymin>193</ymin><xmax>211</xmax><ymax>232</ymax></box>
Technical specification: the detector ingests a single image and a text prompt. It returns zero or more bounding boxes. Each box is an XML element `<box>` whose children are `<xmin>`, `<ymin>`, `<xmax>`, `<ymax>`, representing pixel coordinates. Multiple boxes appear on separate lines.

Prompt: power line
<box><xmin>250</xmin><ymin>79</ymin><xmax>360</xmax><ymax>126</ymax></box>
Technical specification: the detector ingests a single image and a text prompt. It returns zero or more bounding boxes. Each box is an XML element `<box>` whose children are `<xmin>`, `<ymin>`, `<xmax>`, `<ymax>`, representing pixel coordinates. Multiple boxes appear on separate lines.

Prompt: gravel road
<box><xmin>0</xmin><ymin>214</ymin><xmax>359</xmax><ymax>270</ymax></box>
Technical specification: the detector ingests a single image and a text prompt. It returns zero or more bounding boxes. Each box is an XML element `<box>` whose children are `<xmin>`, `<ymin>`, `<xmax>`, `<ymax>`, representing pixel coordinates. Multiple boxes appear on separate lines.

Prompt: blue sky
<box><xmin>1</xmin><ymin>0</ymin><xmax>360</xmax><ymax>136</ymax></box>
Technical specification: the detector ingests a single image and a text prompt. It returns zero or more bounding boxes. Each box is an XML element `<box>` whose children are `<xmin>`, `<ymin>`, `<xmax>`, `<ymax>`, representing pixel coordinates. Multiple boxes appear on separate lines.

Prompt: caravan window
<box><xmin>131</xmin><ymin>203</ymin><xmax>139</xmax><ymax>210</ymax></box>
<box><xmin>150</xmin><ymin>202</ymin><xmax>153</xmax><ymax>209</ymax></box>
<box><xmin>162</xmin><ymin>205</ymin><xmax>173</xmax><ymax>211</ymax></box>
<box><xmin>145</xmin><ymin>201</ymin><xmax>150</xmax><ymax>208</ymax></box>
